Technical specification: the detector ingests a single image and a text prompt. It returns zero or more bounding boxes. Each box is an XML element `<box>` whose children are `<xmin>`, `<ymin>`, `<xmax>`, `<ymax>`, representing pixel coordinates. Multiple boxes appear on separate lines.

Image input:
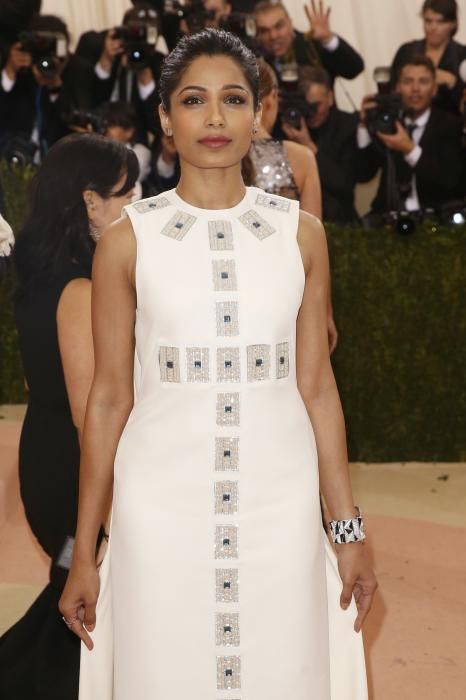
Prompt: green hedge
<box><xmin>1</xmin><ymin>163</ymin><xmax>465</xmax><ymax>460</ymax></box>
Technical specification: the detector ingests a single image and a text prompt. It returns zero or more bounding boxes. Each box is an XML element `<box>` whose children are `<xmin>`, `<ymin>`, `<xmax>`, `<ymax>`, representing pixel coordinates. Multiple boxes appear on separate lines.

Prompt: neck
<box><xmin>176</xmin><ymin>162</ymin><xmax>246</xmax><ymax>210</ymax></box>
<box><xmin>426</xmin><ymin>38</ymin><xmax>449</xmax><ymax>52</ymax></box>
<box><xmin>254</xmin><ymin>125</ymin><xmax>272</xmax><ymax>140</ymax></box>
<box><xmin>410</xmin><ymin>105</ymin><xmax>431</xmax><ymax>120</ymax></box>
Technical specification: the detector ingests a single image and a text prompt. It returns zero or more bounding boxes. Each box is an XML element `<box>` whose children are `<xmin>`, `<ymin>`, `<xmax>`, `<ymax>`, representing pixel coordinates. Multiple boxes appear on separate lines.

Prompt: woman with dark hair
<box><xmin>60</xmin><ymin>30</ymin><xmax>376</xmax><ymax>699</ymax></box>
<box><xmin>0</xmin><ymin>134</ymin><xmax>138</xmax><ymax>700</ymax></box>
<box><xmin>391</xmin><ymin>0</ymin><xmax>466</xmax><ymax>114</ymax></box>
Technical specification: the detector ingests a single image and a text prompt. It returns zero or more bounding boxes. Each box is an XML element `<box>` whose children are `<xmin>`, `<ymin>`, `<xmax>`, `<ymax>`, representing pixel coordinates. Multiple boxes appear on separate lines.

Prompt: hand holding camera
<box><xmin>281</xmin><ymin>116</ymin><xmax>317</xmax><ymax>153</ymax></box>
<box><xmin>376</xmin><ymin>121</ymin><xmax>415</xmax><ymax>155</ymax></box>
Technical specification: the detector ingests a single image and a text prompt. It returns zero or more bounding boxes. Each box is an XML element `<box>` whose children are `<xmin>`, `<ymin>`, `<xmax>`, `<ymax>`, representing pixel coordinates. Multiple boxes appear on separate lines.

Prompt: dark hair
<box><xmin>298</xmin><ymin>65</ymin><xmax>332</xmax><ymax>92</ymax></box>
<box><xmin>14</xmin><ymin>134</ymin><xmax>139</xmax><ymax>296</ymax></box>
<box><xmin>29</xmin><ymin>14</ymin><xmax>70</xmax><ymax>43</ymax></box>
<box><xmin>254</xmin><ymin>1</ymin><xmax>289</xmax><ymax>18</ymax></box>
<box><xmin>397</xmin><ymin>53</ymin><xmax>437</xmax><ymax>79</ymax></box>
<box><xmin>257</xmin><ymin>58</ymin><xmax>278</xmax><ymax>99</ymax></box>
<box><xmin>422</xmin><ymin>0</ymin><xmax>458</xmax><ymax>35</ymax></box>
<box><xmin>159</xmin><ymin>28</ymin><xmax>260</xmax><ymax>112</ymax></box>
<box><xmin>99</xmin><ymin>101</ymin><xmax>139</xmax><ymax>132</ymax></box>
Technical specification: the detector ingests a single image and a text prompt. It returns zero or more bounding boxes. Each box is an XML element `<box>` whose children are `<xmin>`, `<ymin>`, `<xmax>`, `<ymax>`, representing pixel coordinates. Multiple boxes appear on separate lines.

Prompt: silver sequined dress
<box><xmin>250</xmin><ymin>138</ymin><xmax>300</xmax><ymax>200</ymax></box>
<box><xmin>79</xmin><ymin>187</ymin><xmax>367</xmax><ymax>700</ymax></box>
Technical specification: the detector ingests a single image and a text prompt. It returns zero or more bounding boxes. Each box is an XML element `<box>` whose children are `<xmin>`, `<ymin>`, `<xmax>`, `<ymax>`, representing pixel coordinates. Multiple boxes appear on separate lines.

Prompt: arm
<box><xmin>57</xmin><ymin>278</ymin><xmax>94</xmax><ymax>443</ymax></box>
<box><xmin>59</xmin><ymin>216</ymin><xmax>137</xmax><ymax>649</ymax></box>
<box><xmin>296</xmin><ymin>212</ymin><xmax>377</xmax><ymax>630</ymax></box>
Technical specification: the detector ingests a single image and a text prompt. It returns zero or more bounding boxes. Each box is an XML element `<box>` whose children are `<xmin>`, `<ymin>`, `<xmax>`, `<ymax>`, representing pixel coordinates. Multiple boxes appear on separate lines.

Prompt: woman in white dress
<box><xmin>59</xmin><ymin>29</ymin><xmax>377</xmax><ymax>700</ymax></box>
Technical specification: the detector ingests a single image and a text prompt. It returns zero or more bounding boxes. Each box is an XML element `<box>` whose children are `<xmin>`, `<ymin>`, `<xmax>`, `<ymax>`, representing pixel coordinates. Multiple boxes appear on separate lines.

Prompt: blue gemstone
<box><xmin>224</xmin><ymin>625</ymin><xmax>232</xmax><ymax>633</ymax></box>
<box><xmin>252</xmin><ymin>221</ymin><xmax>260</xmax><ymax>228</ymax></box>
<box><xmin>256</xmin><ymin>359</ymin><xmax>263</xmax><ymax>366</ymax></box>
<box><xmin>223</xmin><ymin>494</ymin><xmax>230</xmax><ymax>501</ymax></box>
<box><xmin>223</xmin><ymin>538</ymin><xmax>230</xmax><ymax>545</ymax></box>
<box><xmin>167</xmin><ymin>361</ymin><xmax>174</xmax><ymax>368</ymax></box>
<box><xmin>224</xmin><ymin>450</ymin><xmax>231</xmax><ymax>457</ymax></box>
<box><xmin>280</xmin><ymin>356</ymin><xmax>285</xmax><ymax>364</ymax></box>
<box><xmin>225</xmin><ymin>669</ymin><xmax>233</xmax><ymax>676</ymax></box>
<box><xmin>194</xmin><ymin>361</ymin><xmax>202</xmax><ymax>368</ymax></box>
<box><xmin>221</xmin><ymin>272</ymin><xmax>229</xmax><ymax>279</ymax></box>
<box><xmin>224</xmin><ymin>581</ymin><xmax>231</xmax><ymax>588</ymax></box>
<box><xmin>225</xmin><ymin>406</ymin><xmax>232</xmax><ymax>413</ymax></box>
<box><xmin>224</xmin><ymin>315</ymin><xmax>231</xmax><ymax>323</ymax></box>
<box><xmin>175</xmin><ymin>222</ymin><xmax>183</xmax><ymax>229</ymax></box>
<box><xmin>225</xmin><ymin>361</ymin><xmax>232</xmax><ymax>368</ymax></box>
<box><xmin>217</xmin><ymin>232</ymin><xmax>225</xmax><ymax>238</ymax></box>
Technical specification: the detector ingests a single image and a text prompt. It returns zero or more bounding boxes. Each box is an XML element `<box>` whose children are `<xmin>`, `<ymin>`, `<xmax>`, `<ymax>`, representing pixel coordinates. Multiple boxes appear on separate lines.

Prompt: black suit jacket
<box><xmin>391</xmin><ymin>39</ymin><xmax>466</xmax><ymax>115</ymax></box>
<box><xmin>358</xmin><ymin>108</ymin><xmax>463</xmax><ymax>213</ymax></box>
<box><xmin>309</xmin><ymin>107</ymin><xmax>360</xmax><ymax>223</ymax></box>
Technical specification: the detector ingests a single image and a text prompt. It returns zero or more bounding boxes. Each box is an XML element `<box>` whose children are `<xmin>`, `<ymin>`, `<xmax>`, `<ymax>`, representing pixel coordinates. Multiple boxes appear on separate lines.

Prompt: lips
<box><xmin>199</xmin><ymin>136</ymin><xmax>232</xmax><ymax>148</ymax></box>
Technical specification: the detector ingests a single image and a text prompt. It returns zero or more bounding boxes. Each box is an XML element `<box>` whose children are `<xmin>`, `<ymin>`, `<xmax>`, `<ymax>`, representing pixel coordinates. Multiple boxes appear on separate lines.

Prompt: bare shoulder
<box><xmin>94</xmin><ymin>215</ymin><xmax>137</xmax><ymax>284</ymax></box>
<box><xmin>297</xmin><ymin>210</ymin><xmax>328</xmax><ymax>276</ymax></box>
<box><xmin>284</xmin><ymin>139</ymin><xmax>317</xmax><ymax>171</ymax></box>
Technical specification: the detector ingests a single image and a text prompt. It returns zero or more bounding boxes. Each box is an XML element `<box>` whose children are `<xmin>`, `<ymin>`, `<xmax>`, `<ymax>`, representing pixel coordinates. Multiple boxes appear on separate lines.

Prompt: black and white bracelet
<box><xmin>329</xmin><ymin>506</ymin><xmax>366</xmax><ymax>544</ymax></box>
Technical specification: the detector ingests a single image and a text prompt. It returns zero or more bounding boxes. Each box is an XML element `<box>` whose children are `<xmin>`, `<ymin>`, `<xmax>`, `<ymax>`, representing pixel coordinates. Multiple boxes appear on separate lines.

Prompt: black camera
<box><xmin>179</xmin><ymin>1</ymin><xmax>215</xmax><ymax>34</ymax></box>
<box><xmin>113</xmin><ymin>21</ymin><xmax>158</xmax><ymax>69</ymax></box>
<box><xmin>365</xmin><ymin>66</ymin><xmax>402</xmax><ymax>136</ymax></box>
<box><xmin>0</xmin><ymin>134</ymin><xmax>37</xmax><ymax>168</ymax></box>
<box><xmin>280</xmin><ymin>91</ymin><xmax>317</xmax><ymax>129</ymax></box>
<box><xmin>19</xmin><ymin>30</ymin><xmax>68</xmax><ymax>78</ymax></box>
<box><xmin>218</xmin><ymin>12</ymin><xmax>260</xmax><ymax>53</ymax></box>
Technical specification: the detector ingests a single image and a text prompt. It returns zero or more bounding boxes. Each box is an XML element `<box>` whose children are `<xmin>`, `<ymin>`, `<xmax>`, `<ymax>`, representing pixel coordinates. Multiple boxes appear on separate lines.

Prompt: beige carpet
<box><xmin>1</xmin><ymin>407</ymin><xmax>465</xmax><ymax>699</ymax></box>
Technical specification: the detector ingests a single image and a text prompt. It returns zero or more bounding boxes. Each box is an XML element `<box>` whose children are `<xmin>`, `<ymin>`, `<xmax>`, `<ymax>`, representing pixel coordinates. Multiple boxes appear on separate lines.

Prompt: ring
<box><xmin>62</xmin><ymin>615</ymin><xmax>78</xmax><ymax>628</ymax></box>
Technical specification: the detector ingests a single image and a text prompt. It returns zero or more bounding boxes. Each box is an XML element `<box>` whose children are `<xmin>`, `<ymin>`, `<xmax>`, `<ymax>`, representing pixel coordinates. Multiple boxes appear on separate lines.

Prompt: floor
<box><xmin>1</xmin><ymin>406</ymin><xmax>465</xmax><ymax>699</ymax></box>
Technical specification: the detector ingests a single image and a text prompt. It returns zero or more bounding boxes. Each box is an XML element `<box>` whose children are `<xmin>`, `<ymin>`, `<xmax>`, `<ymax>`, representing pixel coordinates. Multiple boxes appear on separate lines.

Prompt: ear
<box><xmin>82</xmin><ymin>189</ymin><xmax>95</xmax><ymax>209</ymax></box>
<box><xmin>158</xmin><ymin>104</ymin><xmax>173</xmax><ymax>136</ymax></box>
<box><xmin>254</xmin><ymin>103</ymin><xmax>263</xmax><ymax>129</ymax></box>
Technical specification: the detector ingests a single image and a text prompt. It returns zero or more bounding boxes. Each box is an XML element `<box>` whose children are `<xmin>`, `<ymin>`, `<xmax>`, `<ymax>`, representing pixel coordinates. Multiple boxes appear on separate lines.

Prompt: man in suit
<box><xmin>357</xmin><ymin>54</ymin><xmax>463</xmax><ymax>216</ymax></box>
<box><xmin>281</xmin><ymin>66</ymin><xmax>360</xmax><ymax>223</ymax></box>
<box><xmin>254</xmin><ymin>0</ymin><xmax>364</xmax><ymax>89</ymax></box>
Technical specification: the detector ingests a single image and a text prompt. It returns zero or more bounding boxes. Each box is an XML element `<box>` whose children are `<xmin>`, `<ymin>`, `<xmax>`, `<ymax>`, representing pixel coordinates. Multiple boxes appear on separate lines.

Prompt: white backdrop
<box><xmin>42</xmin><ymin>0</ymin><xmax>466</xmax><ymax>108</ymax></box>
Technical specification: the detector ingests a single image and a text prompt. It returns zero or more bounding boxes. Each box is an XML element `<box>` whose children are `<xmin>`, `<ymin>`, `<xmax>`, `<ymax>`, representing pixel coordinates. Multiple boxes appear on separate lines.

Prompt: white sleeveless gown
<box><xmin>79</xmin><ymin>186</ymin><xmax>368</xmax><ymax>699</ymax></box>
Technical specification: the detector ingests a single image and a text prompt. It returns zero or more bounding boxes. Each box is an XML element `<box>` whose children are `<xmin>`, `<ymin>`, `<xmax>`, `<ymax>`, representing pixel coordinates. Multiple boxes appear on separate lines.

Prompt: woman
<box><xmin>251</xmin><ymin>59</ymin><xmax>322</xmax><ymax>218</ymax></box>
<box><xmin>60</xmin><ymin>30</ymin><xmax>377</xmax><ymax>699</ymax></box>
<box><xmin>391</xmin><ymin>0</ymin><xmax>466</xmax><ymax>114</ymax></box>
<box><xmin>0</xmin><ymin>134</ymin><xmax>138</xmax><ymax>700</ymax></box>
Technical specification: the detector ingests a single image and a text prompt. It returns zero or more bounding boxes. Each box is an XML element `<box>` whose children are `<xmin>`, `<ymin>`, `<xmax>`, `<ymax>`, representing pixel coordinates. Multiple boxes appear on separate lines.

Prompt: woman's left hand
<box><xmin>335</xmin><ymin>542</ymin><xmax>378</xmax><ymax>632</ymax></box>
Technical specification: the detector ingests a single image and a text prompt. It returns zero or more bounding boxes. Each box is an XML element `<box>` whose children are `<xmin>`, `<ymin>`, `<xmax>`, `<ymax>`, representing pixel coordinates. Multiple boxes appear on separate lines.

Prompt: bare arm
<box><xmin>285</xmin><ymin>140</ymin><xmax>322</xmax><ymax>219</ymax></box>
<box><xmin>57</xmin><ymin>278</ymin><xmax>94</xmax><ymax>443</ymax></box>
<box><xmin>296</xmin><ymin>212</ymin><xmax>377</xmax><ymax>630</ymax></box>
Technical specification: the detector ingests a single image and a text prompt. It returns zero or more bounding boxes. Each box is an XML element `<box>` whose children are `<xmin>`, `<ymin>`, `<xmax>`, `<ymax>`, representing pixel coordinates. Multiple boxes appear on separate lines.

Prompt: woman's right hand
<box><xmin>59</xmin><ymin>561</ymin><xmax>100</xmax><ymax>650</ymax></box>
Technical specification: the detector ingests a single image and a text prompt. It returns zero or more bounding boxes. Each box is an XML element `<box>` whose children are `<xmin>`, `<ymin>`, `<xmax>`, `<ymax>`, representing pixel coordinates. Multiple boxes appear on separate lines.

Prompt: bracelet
<box><xmin>329</xmin><ymin>506</ymin><xmax>366</xmax><ymax>544</ymax></box>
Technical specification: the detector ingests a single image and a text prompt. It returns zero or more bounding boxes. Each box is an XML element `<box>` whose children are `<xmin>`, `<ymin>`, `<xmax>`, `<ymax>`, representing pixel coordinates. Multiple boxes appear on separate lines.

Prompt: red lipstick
<box><xmin>199</xmin><ymin>136</ymin><xmax>232</xmax><ymax>148</ymax></box>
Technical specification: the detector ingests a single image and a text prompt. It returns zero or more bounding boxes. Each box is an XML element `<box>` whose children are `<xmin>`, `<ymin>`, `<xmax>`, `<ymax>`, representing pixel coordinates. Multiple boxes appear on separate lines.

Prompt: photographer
<box><xmin>281</xmin><ymin>66</ymin><xmax>360</xmax><ymax>223</ymax></box>
<box><xmin>0</xmin><ymin>15</ymin><xmax>97</xmax><ymax>162</ymax></box>
<box><xmin>76</xmin><ymin>2</ymin><xmax>166</xmax><ymax>140</ymax></box>
<box><xmin>254</xmin><ymin>0</ymin><xmax>364</xmax><ymax>89</ymax></box>
<box><xmin>391</xmin><ymin>0</ymin><xmax>466</xmax><ymax>115</ymax></box>
<box><xmin>358</xmin><ymin>55</ymin><xmax>463</xmax><ymax>216</ymax></box>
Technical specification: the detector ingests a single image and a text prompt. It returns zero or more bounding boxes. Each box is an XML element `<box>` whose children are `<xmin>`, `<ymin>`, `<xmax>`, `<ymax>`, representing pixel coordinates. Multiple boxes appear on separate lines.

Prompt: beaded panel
<box><xmin>159</xmin><ymin>347</ymin><xmax>180</xmax><ymax>382</ymax></box>
<box><xmin>215</xmin><ymin>480</ymin><xmax>239</xmax><ymax>515</ymax></box>
<box><xmin>215</xmin><ymin>525</ymin><xmax>238</xmax><ymax>559</ymax></box>
<box><xmin>216</xmin><ymin>393</ymin><xmax>240</xmax><ymax>426</ymax></box>
<box><xmin>186</xmin><ymin>347</ymin><xmax>210</xmax><ymax>383</ymax></box>
<box><xmin>216</xmin><ymin>656</ymin><xmax>241</xmax><ymax>690</ymax></box>
<box><xmin>133</xmin><ymin>196</ymin><xmax>170</xmax><ymax>214</ymax></box>
<box><xmin>215</xmin><ymin>568</ymin><xmax>239</xmax><ymax>602</ymax></box>
<box><xmin>216</xmin><ymin>613</ymin><xmax>240</xmax><ymax>647</ymax></box>
<box><xmin>160</xmin><ymin>211</ymin><xmax>196</xmax><ymax>241</ymax></box>
<box><xmin>216</xmin><ymin>301</ymin><xmax>239</xmax><ymax>336</ymax></box>
<box><xmin>255</xmin><ymin>192</ymin><xmax>291</xmax><ymax>213</ymax></box>
<box><xmin>209</xmin><ymin>220</ymin><xmax>234</xmax><ymax>251</ymax></box>
<box><xmin>217</xmin><ymin>347</ymin><xmax>241</xmax><ymax>383</ymax></box>
<box><xmin>247</xmin><ymin>344</ymin><xmax>271</xmax><ymax>382</ymax></box>
<box><xmin>276</xmin><ymin>342</ymin><xmax>290</xmax><ymax>379</ymax></box>
<box><xmin>238</xmin><ymin>210</ymin><xmax>275</xmax><ymax>240</ymax></box>
<box><xmin>215</xmin><ymin>438</ymin><xmax>239</xmax><ymax>471</ymax></box>
<box><xmin>212</xmin><ymin>259</ymin><xmax>238</xmax><ymax>292</ymax></box>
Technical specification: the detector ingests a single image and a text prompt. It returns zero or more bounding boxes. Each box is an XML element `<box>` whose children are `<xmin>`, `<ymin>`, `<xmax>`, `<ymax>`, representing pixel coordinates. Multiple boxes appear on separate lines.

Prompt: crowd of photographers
<box><xmin>0</xmin><ymin>0</ymin><xmax>465</xmax><ymax>228</ymax></box>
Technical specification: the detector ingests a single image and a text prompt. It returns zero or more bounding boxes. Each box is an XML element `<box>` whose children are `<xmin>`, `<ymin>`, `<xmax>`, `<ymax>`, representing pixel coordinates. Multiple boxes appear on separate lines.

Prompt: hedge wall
<box><xmin>1</xmin><ymin>163</ymin><xmax>465</xmax><ymax>461</ymax></box>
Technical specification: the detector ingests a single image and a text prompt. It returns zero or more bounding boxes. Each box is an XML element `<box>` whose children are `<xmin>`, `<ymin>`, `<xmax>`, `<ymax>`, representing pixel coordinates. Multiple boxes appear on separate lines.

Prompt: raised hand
<box><xmin>304</xmin><ymin>0</ymin><xmax>333</xmax><ymax>44</ymax></box>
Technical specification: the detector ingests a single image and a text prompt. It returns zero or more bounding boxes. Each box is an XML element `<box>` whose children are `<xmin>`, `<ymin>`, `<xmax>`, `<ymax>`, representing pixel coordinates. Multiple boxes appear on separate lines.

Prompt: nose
<box><xmin>206</xmin><ymin>101</ymin><xmax>225</xmax><ymax>128</ymax></box>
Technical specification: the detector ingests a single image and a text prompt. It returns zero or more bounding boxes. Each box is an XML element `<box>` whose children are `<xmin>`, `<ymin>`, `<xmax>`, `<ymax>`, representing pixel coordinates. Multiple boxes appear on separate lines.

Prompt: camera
<box><xmin>113</xmin><ymin>21</ymin><xmax>158</xmax><ymax>69</ymax></box>
<box><xmin>63</xmin><ymin>109</ymin><xmax>105</xmax><ymax>134</ymax></box>
<box><xmin>178</xmin><ymin>1</ymin><xmax>216</xmax><ymax>34</ymax></box>
<box><xmin>0</xmin><ymin>134</ymin><xmax>37</xmax><ymax>168</ymax></box>
<box><xmin>18</xmin><ymin>30</ymin><xmax>68</xmax><ymax>78</ymax></box>
<box><xmin>365</xmin><ymin>66</ymin><xmax>402</xmax><ymax>136</ymax></box>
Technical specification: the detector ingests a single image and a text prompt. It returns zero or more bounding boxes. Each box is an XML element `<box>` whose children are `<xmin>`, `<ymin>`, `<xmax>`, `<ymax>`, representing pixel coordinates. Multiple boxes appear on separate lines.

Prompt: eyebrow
<box><xmin>177</xmin><ymin>84</ymin><xmax>250</xmax><ymax>95</ymax></box>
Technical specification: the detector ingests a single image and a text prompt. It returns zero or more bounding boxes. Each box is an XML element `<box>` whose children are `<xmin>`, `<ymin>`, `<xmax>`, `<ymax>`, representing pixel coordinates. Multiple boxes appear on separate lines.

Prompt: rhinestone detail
<box><xmin>212</xmin><ymin>259</ymin><xmax>237</xmax><ymax>291</ymax></box>
<box><xmin>239</xmin><ymin>209</ymin><xmax>275</xmax><ymax>240</ymax></box>
<box><xmin>186</xmin><ymin>347</ymin><xmax>210</xmax><ymax>382</ymax></box>
<box><xmin>160</xmin><ymin>211</ymin><xmax>196</xmax><ymax>241</ymax></box>
<box><xmin>216</xmin><ymin>613</ymin><xmax>240</xmax><ymax>647</ymax></box>
<box><xmin>217</xmin><ymin>656</ymin><xmax>241</xmax><ymax>690</ymax></box>
<box><xmin>215</xmin><ymin>525</ymin><xmax>238</xmax><ymax>559</ymax></box>
<box><xmin>217</xmin><ymin>347</ymin><xmax>241</xmax><ymax>383</ymax></box>
<box><xmin>159</xmin><ymin>347</ymin><xmax>180</xmax><ymax>382</ymax></box>
<box><xmin>133</xmin><ymin>196</ymin><xmax>170</xmax><ymax>214</ymax></box>
<box><xmin>255</xmin><ymin>193</ymin><xmax>291</xmax><ymax>212</ymax></box>
<box><xmin>247</xmin><ymin>344</ymin><xmax>271</xmax><ymax>382</ymax></box>
<box><xmin>216</xmin><ymin>393</ymin><xmax>240</xmax><ymax>426</ymax></box>
<box><xmin>216</xmin><ymin>568</ymin><xmax>239</xmax><ymax>602</ymax></box>
<box><xmin>215</xmin><ymin>480</ymin><xmax>239</xmax><ymax>515</ymax></box>
<box><xmin>276</xmin><ymin>341</ymin><xmax>290</xmax><ymax>379</ymax></box>
<box><xmin>209</xmin><ymin>220</ymin><xmax>234</xmax><ymax>250</ymax></box>
<box><xmin>216</xmin><ymin>301</ymin><xmax>239</xmax><ymax>336</ymax></box>
<box><xmin>215</xmin><ymin>438</ymin><xmax>239</xmax><ymax>471</ymax></box>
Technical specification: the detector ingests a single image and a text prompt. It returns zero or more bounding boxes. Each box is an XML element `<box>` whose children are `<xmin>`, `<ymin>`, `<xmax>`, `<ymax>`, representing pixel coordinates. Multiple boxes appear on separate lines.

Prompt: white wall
<box><xmin>42</xmin><ymin>0</ymin><xmax>466</xmax><ymax>109</ymax></box>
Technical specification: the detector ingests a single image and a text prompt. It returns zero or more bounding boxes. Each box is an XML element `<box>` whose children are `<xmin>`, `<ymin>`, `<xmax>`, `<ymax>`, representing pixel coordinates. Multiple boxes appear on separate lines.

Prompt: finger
<box><xmin>319</xmin><ymin>0</ymin><xmax>324</xmax><ymax>16</ymax></box>
<box><xmin>83</xmin><ymin>600</ymin><xmax>97</xmax><ymax>632</ymax></box>
<box><xmin>304</xmin><ymin>5</ymin><xmax>311</xmax><ymax>23</ymax></box>
<box><xmin>69</xmin><ymin>617</ymin><xmax>94</xmax><ymax>651</ymax></box>
<box><xmin>310</xmin><ymin>0</ymin><xmax>317</xmax><ymax>17</ymax></box>
<box><xmin>340</xmin><ymin>579</ymin><xmax>354</xmax><ymax>610</ymax></box>
<box><xmin>354</xmin><ymin>590</ymin><xmax>374</xmax><ymax>633</ymax></box>
<box><xmin>326</xmin><ymin>7</ymin><xmax>331</xmax><ymax>19</ymax></box>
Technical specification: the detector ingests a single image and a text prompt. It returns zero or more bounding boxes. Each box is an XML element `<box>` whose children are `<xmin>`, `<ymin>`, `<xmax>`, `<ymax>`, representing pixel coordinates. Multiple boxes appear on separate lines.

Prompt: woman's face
<box><xmin>160</xmin><ymin>54</ymin><xmax>259</xmax><ymax>172</ymax></box>
<box><xmin>423</xmin><ymin>9</ymin><xmax>456</xmax><ymax>47</ymax></box>
<box><xmin>84</xmin><ymin>172</ymin><xmax>134</xmax><ymax>236</ymax></box>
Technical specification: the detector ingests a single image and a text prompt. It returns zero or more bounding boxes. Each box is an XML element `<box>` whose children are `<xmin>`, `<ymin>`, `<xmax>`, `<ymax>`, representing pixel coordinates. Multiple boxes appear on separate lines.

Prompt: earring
<box><xmin>165</xmin><ymin>129</ymin><xmax>172</xmax><ymax>136</ymax></box>
<box><xmin>86</xmin><ymin>198</ymin><xmax>94</xmax><ymax>210</ymax></box>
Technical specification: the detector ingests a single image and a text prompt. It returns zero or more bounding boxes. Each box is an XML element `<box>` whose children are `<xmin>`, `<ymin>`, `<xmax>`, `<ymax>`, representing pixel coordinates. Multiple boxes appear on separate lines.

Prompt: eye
<box><xmin>182</xmin><ymin>95</ymin><xmax>203</xmax><ymax>105</ymax></box>
<box><xmin>225</xmin><ymin>94</ymin><xmax>246</xmax><ymax>105</ymax></box>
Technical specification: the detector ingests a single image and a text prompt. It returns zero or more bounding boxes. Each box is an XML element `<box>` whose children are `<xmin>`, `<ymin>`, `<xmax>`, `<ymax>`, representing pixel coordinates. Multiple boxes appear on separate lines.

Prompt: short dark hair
<box><xmin>29</xmin><ymin>14</ymin><xmax>70</xmax><ymax>43</ymax></box>
<box><xmin>98</xmin><ymin>101</ymin><xmax>139</xmax><ymax>131</ymax></box>
<box><xmin>299</xmin><ymin>66</ymin><xmax>332</xmax><ymax>93</ymax></box>
<box><xmin>159</xmin><ymin>28</ymin><xmax>260</xmax><ymax>112</ymax></box>
<box><xmin>254</xmin><ymin>1</ymin><xmax>289</xmax><ymax>18</ymax></box>
<box><xmin>397</xmin><ymin>53</ymin><xmax>436</xmax><ymax>80</ymax></box>
<box><xmin>422</xmin><ymin>0</ymin><xmax>458</xmax><ymax>35</ymax></box>
<box><xmin>14</xmin><ymin>134</ymin><xmax>139</xmax><ymax>296</ymax></box>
